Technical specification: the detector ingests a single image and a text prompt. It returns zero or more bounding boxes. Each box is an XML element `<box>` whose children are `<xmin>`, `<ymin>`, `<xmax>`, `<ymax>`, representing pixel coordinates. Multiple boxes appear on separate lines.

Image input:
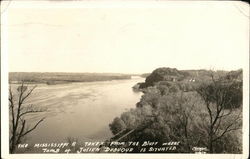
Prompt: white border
<box><xmin>1</xmin><ymin>0</ymin><xmax>10</xmax><ymax>157</ymax></box>
<box><xmin>1</xmin><ymin>1</ymin><xmax>249</xmax><ymax>159</ymax></box>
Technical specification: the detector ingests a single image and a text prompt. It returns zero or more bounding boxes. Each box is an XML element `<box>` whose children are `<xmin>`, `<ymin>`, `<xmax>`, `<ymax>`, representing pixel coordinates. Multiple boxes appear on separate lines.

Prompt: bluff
<box><xmin>139</xmin><ymin>67</ymin><xmax>189</xmax><ymax>88</ymax></box>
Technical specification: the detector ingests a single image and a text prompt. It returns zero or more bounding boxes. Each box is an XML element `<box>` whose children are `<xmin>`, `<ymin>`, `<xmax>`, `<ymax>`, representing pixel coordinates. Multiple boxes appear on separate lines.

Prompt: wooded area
<box><xmin>109</xmin><ymin>68</ymin><xmax>243</xmax><ymax>153</ymax></box>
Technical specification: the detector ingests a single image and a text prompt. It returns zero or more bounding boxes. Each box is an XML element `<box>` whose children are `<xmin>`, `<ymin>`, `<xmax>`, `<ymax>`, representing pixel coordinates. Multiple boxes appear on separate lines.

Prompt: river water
<box><xmin>14</xmin><ymin>78</ymin><xmax>144</xmax><ymax>144</ymax></box>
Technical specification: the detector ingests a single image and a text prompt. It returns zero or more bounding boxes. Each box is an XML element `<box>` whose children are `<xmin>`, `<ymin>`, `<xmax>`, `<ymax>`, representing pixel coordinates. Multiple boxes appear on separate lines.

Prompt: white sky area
<box><xmin>4</xmin><ymin>1</ymin><xmax>249</xmax><ymax>73</ymax></box>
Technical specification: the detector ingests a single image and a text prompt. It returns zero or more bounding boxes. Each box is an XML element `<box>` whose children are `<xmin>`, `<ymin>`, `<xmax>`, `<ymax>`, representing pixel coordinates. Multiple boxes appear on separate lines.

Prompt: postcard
<box><xmin>1</xmin><ymin>1</ymin><xmax>249</xmax><ymax>159</ymax></box>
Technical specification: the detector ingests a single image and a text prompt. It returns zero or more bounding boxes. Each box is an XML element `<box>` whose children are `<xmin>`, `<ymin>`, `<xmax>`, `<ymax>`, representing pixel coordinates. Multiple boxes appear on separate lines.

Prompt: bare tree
<box><xmin>9</xmin><ymin>82</ymin><xmax>46</xmax><ymax>153</ymax></box>
<box><xmin>196</xmin><ymin>73</ymin><xmax>242</xmax><ymax>153</ymax></box>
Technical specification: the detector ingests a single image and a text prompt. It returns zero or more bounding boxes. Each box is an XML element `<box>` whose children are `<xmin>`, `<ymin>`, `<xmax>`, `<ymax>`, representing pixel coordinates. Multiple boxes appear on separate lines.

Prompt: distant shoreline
<box><xmin>9</xmin><ymin>78</ymin><xmax>143</xmax><ymax>85</ymax></box>
<box><xmin>9</xmin><ymin>72</ymin><xmax>144</xmax><ymax>85</ymax></box>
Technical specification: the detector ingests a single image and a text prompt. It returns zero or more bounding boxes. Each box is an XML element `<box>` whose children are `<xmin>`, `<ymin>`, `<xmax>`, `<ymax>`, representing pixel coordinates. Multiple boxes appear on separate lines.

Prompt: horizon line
<box><xmin>8</xmin><ymin>67</ymin><xmax>243</xmax><ymax>74</ymax></box>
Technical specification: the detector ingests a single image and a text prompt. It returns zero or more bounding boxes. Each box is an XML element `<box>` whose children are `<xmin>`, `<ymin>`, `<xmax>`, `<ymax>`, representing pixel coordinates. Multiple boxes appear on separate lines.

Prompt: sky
<box><xmin>4</xmin><ymin>1</ymin><xmax>249</xmax><ymax>73</ymax></box>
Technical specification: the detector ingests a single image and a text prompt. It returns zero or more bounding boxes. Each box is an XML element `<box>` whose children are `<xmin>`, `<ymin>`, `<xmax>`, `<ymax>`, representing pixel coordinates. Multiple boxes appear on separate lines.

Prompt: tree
<box><xmin>9</xmin><ymin>82</ymin><xmax>46</xmax><ymax>153</ymax></box>
<box><xmin>109</xmin><ymin>89</ymin><xmax>199</xmax><ymax>153</ymax></box>
<box><xmin>109</xmin><ymin>117</ymin><xmax>126</xmax><ymax>135</ymax></box>
<box><xmin>109</xmin><ymin>69</ymin><xmax>242</xmax><ymax>153</ymax></box>
<box><xmin>139</xmin><ymin>67</ymin><xmax>189</xmax><ymax>88</ymax></box>
<box><xmin>196</xmin><ymin>73</ymin><xmax>242</xmax><ymax>153</ymax></box>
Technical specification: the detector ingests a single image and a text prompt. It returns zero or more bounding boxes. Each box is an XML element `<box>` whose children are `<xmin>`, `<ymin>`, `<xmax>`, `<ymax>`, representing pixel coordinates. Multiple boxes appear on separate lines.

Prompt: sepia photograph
<box><xmin>1</xmin><ymin>1</ymin><xmax>249</xmax><ymax>159</ymax></box>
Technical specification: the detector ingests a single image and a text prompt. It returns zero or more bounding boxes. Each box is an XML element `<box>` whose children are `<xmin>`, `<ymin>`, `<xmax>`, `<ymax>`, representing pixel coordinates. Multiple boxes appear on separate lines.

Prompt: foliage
<box><xmin>139</xmin><ymin>67</ymin><xmax>189</xmax><ymax>88</ymax></box>
<box><xmin>109</xmin><ymin>68</ymin><xmax>243</xmax><ymax>153</ymax></box>
<box><xmin>109</xmin><ymin>117</ymin><xmax>127</xmax><ymax>135</ymax></box>
<box><xmin>195</xmin><ymin>73</ymin><xmax>242</xmax><ymax>153</ymax></box>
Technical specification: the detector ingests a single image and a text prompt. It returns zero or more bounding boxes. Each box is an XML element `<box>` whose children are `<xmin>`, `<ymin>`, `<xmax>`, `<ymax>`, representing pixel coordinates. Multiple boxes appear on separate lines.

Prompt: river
<box><xmin>13</xmin><ymin>78</ymin><xmax>144</xmax><ymax>145</ymax></box>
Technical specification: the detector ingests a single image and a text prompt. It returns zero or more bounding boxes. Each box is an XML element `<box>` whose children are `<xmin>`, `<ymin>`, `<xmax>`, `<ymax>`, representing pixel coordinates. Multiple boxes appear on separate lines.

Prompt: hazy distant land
<box><xmin>9</xmin><ymin>69</ymin><xmax>242</xmax><ymax>85</ymax></box>
<box><xmin>9</xmin><ymin>72</ymin><xmax>136</xmax><ymax>85</ymax></box>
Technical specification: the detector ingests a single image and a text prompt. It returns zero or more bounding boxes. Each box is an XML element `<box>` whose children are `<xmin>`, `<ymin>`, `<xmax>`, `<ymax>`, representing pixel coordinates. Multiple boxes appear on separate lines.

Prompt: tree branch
<box><xmin>16</xmin><ymin>119</ymin><xmax>26</xmax><ymax>145</ymax></box>
<box><xmin>20</xmin><ymin>117</ymin><xmax>45</xmax><ymax>138</ymax></box>
<box><xmin>9</xmin><ymin>88</ymin><xmax>16</xmax><ymax>131</ymax></box>
<box><xmin>19</xmin><ymin>110</ymin><xmax>44</xmax><ymax>118</ymax></box>
<box><xmin>21</xmin><ymin>85</ymin><xmax>36</xmax><ymax>104</ymax></box>
<box><xmin>15</xmin><ymin>82</ymin><xmax>26</xmax><ymax>133</ymax></box>
<box><xmin>212</xmin><ymin>126</ymin><xmax>241</xmax><ymax>142</ymax></box>
<box><xmin>212</xmin><ymin>115</ymin><xmax>241</xmax><ymax>142</ymax></box>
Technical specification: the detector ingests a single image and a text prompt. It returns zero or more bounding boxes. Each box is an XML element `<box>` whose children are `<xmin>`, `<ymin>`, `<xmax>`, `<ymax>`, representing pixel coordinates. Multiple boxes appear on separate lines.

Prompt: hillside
<box><xmin>138</xmin><ymin>67</ymin><xmax>242</xmax><ymax>89</ymax></box>
<box><xmin>138</xmin><ymin>67</ymin><xmax>188</xmax><ymax>88</ymax></box>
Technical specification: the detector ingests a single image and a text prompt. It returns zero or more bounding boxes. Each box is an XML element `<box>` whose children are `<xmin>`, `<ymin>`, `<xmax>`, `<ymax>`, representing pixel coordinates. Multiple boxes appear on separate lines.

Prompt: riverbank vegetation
<box><xmin>109</xmin><ymin>67</ymin><xmax>243</xmax><ymax>153</ymax></box>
